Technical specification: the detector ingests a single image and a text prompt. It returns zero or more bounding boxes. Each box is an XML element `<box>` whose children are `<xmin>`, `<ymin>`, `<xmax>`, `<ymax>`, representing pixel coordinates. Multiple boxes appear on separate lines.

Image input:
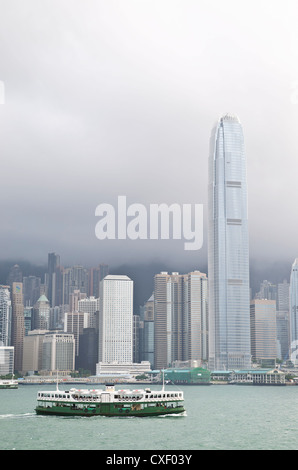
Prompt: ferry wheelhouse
<box><xmin>35</xmin><ymin>384</ymin><xmax>185</xmax><ymax>417</ymax></box>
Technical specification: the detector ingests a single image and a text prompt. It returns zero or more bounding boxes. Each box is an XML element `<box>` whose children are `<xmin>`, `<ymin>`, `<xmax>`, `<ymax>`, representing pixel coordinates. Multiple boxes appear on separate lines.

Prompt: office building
<box><xmin>154</xmin><ymin>272</ymin><xmax>183</xmax><ymax>369</ymax></box>
<box><xmin>23</xmin><ymin>276</ymin><xmax>42</xmax><ymax>307</ymax></box>
<box><xmin>153</xmin><ymin>271</ymin><xmax>208</xmax><ymax>370</ymax></box>
<box><xmin>290</xmin><ymin>259</ymin><xmax>298</xmax><ymax>363</ymax></box>
<box><xmin>64</xmin><ymin>311</ymin><xmax>91</xmax><ymax>357</ymax></box>
<box><xmin>183</xmin><ymin>271</ymin><xmax>208</xmax><ymax>363</ymax></box>
<box><xmin>0</xmin><ymin>285</ymin><xmax>12</xmax><ymax>346</ymax></box>
<box><xmin>208</xmin><ymin>113</ymin><xmax>251</xmax><ymax>370</ymax></box>
<box><xmin>62</xmin><ymin>266</ymin><xmax>89</xmax><ymax>306</ymax></box>
<box><xmin>98</xmin><ymin>275</ymin><xmax>133</xmax><ymax>364</ymax></box>
<box><xmin>78</xmin><ymin>296</ymin><xmax>100</xmax><ymax>329</ymax></box>
<box><xmin>47</xmin><ymin>252</ymin><xmax>61</xmax><ymax>307</ymax></box>
<box><xmin>22</xmin><ymin>329</ymin><xmax>48</xmax><ymax>373</ymax></box>
<box><xmin>276</xmin><ymin>279</ymin><xmax>290</xmax><ymax>361</ymax></box>
<box><xmin>250</xmin><ymin>300</ymin><xmax>277</xmax><ymax>362</ymax></box>
<box><xmin>7</xmin><ymin>264</ymin><xmax>22</xmax><ymax>287</ymax></box>
<box><xmin>255</xmin><ymin>280</ymin><xmax>277</xmax><ymax>301</ymax></box>
<box><xmin>11</xmin><ymin>282</ymin><xmax>25</xmax><ymax>372</ymax></box>
<box><xmin>88</xmin><ymin>264</ymin><xmax>109</xmax><ymax>298</ymax></box>
<box><xmin>33</xmin><ymin>295</ymin><xmax>50</xmax><ymax>330</ymax></box>
<box><xmin>0</xmin><ymin>345</ymin><xmax>14</xmax><ymax>376</ymax></box>
<box><xmin>139</xmin><ymin>294</ymin><xmax>154</xmax><ymax>368</ymax></box>
<box><xmin>77</xmin><ymin>328</ymin><xmax>98</xmax><ymax>375</ymax></box>
<box><xmin>42</xmin><ymin>332</ymin><xmax>75</xmax><ymax>373</ymax></box>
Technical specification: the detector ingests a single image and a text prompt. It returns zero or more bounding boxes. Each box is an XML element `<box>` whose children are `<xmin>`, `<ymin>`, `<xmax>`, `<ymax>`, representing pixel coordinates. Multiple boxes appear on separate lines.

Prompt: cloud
<box><xmin>0</xmin><ymin>0</ymin><xmax>297</xmax><ymax>268</ymax></box>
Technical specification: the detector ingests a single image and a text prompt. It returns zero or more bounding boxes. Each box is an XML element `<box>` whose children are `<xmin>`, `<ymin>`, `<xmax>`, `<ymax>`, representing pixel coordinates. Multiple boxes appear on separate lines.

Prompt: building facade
<box><xmin>290</xmin><ymin>259</ymin><xmax>298</xmax><ymax>363</ymax></box>
<box><xmin>22</xmin><ymin>329</ymin><xmax>48</xmax><ymax>373</ymax></box>
<box><xmin>42</xmin><ymin>332</ymin><xmax>75</xmax><ymax>373</ymax></box>
<box><xmin>11</xmin><ymin>282</ymin><xmax>25</xmax><ymax>372</ymax></box>
<box><xmin>98</xmin><ymin>275</ymin><xmax>133</xmax><ymax>364</ymax></box>
<box><xmin>0</xmin><ymin>285</ymin><xmax>12</xmax><ymax>346</ymax></box>
<box><xmin>208</xmin><ymin>113</ymin><xmax>251</xmax><ymax>370</ymax></box>
<box><xmin>0</xmin><ymin>346</ymin><xmax>14</xmax><ymax>376</ymax></box>
<box><xmin>154</xmin><ymin>271</ymin><xmax>208</xmax><ymax>370</ymax></box>
<box><xmin>33</xmin><ymin>295</ymin><xmax>50</xmax><ymax>330</ymax></box>
<box><xmin>250</xmin><ymin>300</ymin><xmax>277</xmax><ymax>362</ymax></box>
<box><xmin>139</xmin><ymin>294</ymin><xmax>155</xmax><ymax>368</ymax></box>
<box><xmin>78</xmin><ymin>296</ymin><xmax>100</xmax><ymax>329</ymax></box>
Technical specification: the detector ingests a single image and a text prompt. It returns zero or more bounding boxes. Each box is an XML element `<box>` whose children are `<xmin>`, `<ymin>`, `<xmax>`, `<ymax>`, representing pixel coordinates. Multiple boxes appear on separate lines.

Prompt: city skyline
<box><xmin>0</xmin><ymin>1</ymin><xmax>298</xmax><ymax>270</ymax></box>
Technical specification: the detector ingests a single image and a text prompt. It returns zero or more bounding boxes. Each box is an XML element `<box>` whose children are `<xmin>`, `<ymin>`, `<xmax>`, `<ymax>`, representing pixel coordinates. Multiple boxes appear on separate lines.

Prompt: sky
<box><xmin>0</xmin><ymin>0</ymin><xmax>298</xmax><ymax>275</ymax></box>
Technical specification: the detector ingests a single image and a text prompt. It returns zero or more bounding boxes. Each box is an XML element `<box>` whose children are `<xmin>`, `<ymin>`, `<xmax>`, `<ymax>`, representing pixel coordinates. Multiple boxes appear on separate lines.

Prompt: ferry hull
<box><xmin>0</xmin><ymin>383</ymin><xmax>18</xmax><ymax>389</ymax></box>
<box><xmin>35</xmin><ymin>403</ymin><xmax>185</xmax><ymax>417</ymax></box>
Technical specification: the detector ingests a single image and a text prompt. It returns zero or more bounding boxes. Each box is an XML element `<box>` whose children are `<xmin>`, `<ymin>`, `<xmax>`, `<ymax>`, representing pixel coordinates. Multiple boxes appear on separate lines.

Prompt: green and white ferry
<box><xmin>35</xmin><ymin>383</ymin><xmax>185</xmax><ymax>417</ymax></box>
<box><xmin>0</xmin><ymin>378</ymin><xmax>18</xmax><ymax>389</ymax></box>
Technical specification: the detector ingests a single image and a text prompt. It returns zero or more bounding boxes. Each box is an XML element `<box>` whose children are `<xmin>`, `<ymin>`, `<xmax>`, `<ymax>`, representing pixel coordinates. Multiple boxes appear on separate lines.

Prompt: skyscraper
<box><xmin>47</xmin><ymin>252</ymin><xmax>61</xmax><ymax>307</ymax></box>
<box><xmin>290</xmin><ymin>259</ymin><xmax>298</xmax><ymax>362</ymax></box>
<box><xmin>208</xmin><ymin>113</ymin><xmax>251</xmax><ymax>370</ymax></box>
<box><xmin>0</xmin><ymin>285</ymin><xmax>12</xmax><ymax>346</ymax></box>
<box><xmin>98</xmin><ymin>275</ymin><xmax>133</xmax><ymax>364</ymax></box>
<box><xmin>183</xmin><ymin>271</ymin><xmax>208</xmax><ymax>363</ymax></box>
<box><xmin>250</xmin><ymin>299</ymin><xmax>277</xmax><ymax>363</ymax></box>
<box><xmin>11</xmin><ymin>282</ymin><xmax>25</xmax><ymax>372</ymax></box>
<box><xmin>154</xmin><ymin>272</ymin><xmax>183</xmax><ymax>369</ymax></box>
<box><xmin>33</xmin><ymin>295</ymin><xmax>50</xmax><ymax>330</ymax></box>
<box><xmin>153</xmin><ymin>271</ymin><xmax>208</xmax><ymax>370</ymax></box>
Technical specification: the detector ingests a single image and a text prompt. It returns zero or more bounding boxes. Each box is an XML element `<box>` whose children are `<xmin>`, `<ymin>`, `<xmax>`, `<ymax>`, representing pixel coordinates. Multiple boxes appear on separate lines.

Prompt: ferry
<box><xmin>35</xmin><ymin>383</ymin><xmax>185</xmax><ymax>417</ymax></box>
<box><xmin>0</xmin><ymin>379</ymin><xmax>18</xmax><ymax>389</ymax></box>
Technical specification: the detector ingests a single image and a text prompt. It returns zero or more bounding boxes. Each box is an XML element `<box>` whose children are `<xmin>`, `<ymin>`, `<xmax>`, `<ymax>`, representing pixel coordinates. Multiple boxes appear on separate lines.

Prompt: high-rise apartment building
<box><xmin>153</xmin><ymin>271</ymin><xmax>208</xmax><ymax>370</ymax></box>
<box><xmin>0</xmin><ymin>285</ymin><xmax>12</xmax><ymax>346</ymax></box>
<box><xmin>11</xmin><ymin>282</ymin><xmax>25</xmax><ymax>372</ymax></box>
<box><xmin>208</xmin><ymin>113</ymin><xmax>251</xmax><ymax>370</ymax></box>
<box><xmin>98</xmin><ymin>275</ymin><xmax>133</xmax><ymax>364</ymax></box>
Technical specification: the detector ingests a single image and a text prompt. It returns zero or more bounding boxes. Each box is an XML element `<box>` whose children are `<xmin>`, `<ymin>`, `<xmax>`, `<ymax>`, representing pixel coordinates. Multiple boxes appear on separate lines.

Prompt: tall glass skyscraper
<box><xmin>208</xmin><ymin>113</ymin><xmax>251</xmax><ymax>370</ymax></box>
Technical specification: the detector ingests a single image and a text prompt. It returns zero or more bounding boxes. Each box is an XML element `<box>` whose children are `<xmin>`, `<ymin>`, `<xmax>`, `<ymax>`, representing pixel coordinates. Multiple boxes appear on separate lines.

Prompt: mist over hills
<box><xmin>0</xmin><ymin>257</ymin><xmax>293</xmax><ymax>313</ymax></box>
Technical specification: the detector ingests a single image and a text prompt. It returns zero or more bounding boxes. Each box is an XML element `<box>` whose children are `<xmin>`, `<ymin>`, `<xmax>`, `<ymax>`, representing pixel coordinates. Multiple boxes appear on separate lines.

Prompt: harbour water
<box><xmin>1</xmin><ymin>383</ymin><xmax>298</xmax><ymax>450</ymax></box>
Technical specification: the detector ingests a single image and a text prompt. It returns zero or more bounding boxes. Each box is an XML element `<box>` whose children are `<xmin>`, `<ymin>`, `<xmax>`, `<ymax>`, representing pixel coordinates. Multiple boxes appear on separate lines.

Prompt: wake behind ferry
<box><xmin>35</xmin><ymin>383</ymin><xmax>185</xmax><ymax>417</ymax></box>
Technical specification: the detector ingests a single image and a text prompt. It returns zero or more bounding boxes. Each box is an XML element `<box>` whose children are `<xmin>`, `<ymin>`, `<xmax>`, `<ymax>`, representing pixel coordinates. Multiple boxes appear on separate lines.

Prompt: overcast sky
<box><xmin>0</xmin><ymin>0</ymin><xmax>298</xmax><ymax>272</ymax></box>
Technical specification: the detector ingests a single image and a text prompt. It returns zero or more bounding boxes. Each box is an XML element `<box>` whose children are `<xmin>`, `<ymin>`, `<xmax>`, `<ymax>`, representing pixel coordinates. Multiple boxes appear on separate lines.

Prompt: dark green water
<box><xmin>1</xmin><ymin>383</ymin><xmax>298</xmax><ymax>450</ymax></box>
